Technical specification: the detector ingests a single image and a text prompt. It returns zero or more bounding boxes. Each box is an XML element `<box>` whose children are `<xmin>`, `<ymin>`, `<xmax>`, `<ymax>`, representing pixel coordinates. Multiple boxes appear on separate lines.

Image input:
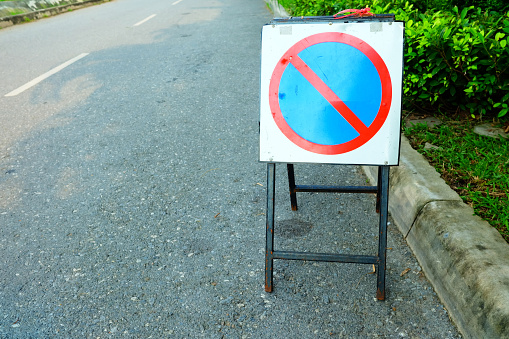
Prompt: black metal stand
<box><xmin>265</xmin><ymin>163</ymin><xmax>390</xmax><ymax>300</ymax></box>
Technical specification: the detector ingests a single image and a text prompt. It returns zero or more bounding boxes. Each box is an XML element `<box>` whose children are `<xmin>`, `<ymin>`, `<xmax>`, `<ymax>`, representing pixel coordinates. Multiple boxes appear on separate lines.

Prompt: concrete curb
<box><xmin>363</xmin><ymin>135</ymin><xmax>509</xmax><ymax>339</ymax></box>
<box><xmin>0</xmin><ymin>0</ymin><xmax>110</xmax><ymax>28</ymax></box>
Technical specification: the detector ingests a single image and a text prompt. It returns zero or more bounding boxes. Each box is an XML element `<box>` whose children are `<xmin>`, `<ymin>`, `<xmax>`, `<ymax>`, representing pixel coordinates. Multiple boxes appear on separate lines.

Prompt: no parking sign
<box><xmin>260</xmin><ymin>17</ymin><xmax>404</xmax><ymax>165</ymax></box>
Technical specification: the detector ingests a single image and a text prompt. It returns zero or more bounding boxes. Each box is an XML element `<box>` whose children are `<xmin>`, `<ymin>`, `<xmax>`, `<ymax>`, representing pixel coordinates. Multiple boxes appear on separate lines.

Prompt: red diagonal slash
<box><xmin>289</xmin><ymin>54</ymin><xmax>369</xmax><ymax>135</ymax></box>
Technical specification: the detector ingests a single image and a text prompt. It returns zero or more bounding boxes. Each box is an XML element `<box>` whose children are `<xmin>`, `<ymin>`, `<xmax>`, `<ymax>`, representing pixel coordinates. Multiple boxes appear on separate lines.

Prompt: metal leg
<box><xmin>265</xmin><ymin>163</ymin><xmax>276</xmax><ymax>292</ymax></box>
<box><xmin>376</xmin><ymin>165</ymin><xmax>390</xmax><ymax>300</ymax></box>
<box><xmin>265</xmin><ymin>163</ymin><xmax>391</xmax><ymax>300</ymax></box>
<box><xmin>376</xmin><ymin>166</ymin><xmax>382</xmax><ymax>213</ymax></box>
<box><xmin>287</xmin><ymin>164</ymin><xmax>298</xmax><ymax>211</ymax></box>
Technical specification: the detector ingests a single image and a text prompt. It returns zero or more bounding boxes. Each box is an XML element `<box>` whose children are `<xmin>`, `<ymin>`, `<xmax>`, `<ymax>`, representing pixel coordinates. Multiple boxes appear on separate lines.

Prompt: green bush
<box><xmin>282</xmin><ymin>0</ymin><xmax>508</xmax><ymax>16</ymax></box>
<box><xmin>280</xmin><ymin>0</ymin><xmax>509</xmax><ymax>119</ymax></box>
<box><xmin>409</xmin><ymin>0</ymin><xmax>508</xmax><ymax>13</ymax></box>
<box><xmin>403</xmin><ymin>7</ymin><xmax>509</xmax><ymax>118</ymax></box>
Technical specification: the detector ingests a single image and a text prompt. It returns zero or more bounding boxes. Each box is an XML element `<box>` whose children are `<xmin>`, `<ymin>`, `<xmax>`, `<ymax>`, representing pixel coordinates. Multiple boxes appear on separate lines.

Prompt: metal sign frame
<box><xmin>265</xmin><ymin>163</ymin><xmax>390</xmax><ymax>300</ymax></box>
<box><xmin>261</xmin><ymin>15</ymin><xmax>403</xmax><ymax>301</ymax></box>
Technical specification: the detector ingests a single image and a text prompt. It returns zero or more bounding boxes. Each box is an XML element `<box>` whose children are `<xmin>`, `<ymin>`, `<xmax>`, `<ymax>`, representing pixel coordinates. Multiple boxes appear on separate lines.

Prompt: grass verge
<box><xmin>404</xmin><ymin>119</ymin><xmax>509</xmax><ymax>242</ymax></box>
<box><xmin>8</xmin><ymin>9</ymin><xmax>26</xmax><ymax>16</ymax></box>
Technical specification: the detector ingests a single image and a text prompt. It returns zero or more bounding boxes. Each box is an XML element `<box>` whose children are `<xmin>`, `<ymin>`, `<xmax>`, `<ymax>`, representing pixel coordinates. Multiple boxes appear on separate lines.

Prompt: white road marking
<box><xmin>5</xmin><ymin>53</ymin><xmax>89</xmax><ymax>97</ymax></box>
<box><xmin>133</xmin><ymin>14</ymin><xmax>156</xmax><ymax>27</ymax></box>
<box><xmin>172</xmin><ymin>0</ymin><xmax>184</xmax><ymax>5</ymax></box>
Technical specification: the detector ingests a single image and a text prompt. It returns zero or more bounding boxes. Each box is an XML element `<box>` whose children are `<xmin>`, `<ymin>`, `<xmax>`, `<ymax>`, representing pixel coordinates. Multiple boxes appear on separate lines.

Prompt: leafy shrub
<box><xmin>402</xmin><ymin>6</ymin><xmax>509</xmax><ymax>118</ymax></box>
<box><xmin>282</xmin><ymin>0</ymin><xmax>508</xmax><ymax>15</ymax></box>
<box><xmin>280</xmin><ymin>0</ymin><xmax>509</xmax><ymax>118</ymax></box>
<box><xmin>278</xmin><ymin>0</ymin><xmax>337</xmax><ymax>16</ymax></box>
<box><xmin>409</xmin><ymin>0</ymin><xmax>508</xmax><ymax>13</ymax></box>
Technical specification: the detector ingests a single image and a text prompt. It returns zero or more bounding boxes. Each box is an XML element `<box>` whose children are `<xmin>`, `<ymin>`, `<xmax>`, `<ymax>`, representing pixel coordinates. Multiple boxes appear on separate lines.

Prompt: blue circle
<box><xmin>278</xmin><ymin>42</ymin><xmax>382</xmax><ymax>145</ymax></box>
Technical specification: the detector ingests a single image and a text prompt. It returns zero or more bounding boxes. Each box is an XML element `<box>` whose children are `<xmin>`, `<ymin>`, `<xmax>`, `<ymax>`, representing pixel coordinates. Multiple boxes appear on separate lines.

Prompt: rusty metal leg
<box><xmin>265</xmin><ymin>163</ymin><xmax>276</xmax><ymax>292</ymax></box>
<box><xmin>375</xmin><ymin>167</ymin><xmax>381</xmax><ymax>213</ymax></box>
<box><xmin>287</xmin><ymin>163</ymin><xmax>298</xmax><ymax>211</ymax></box>
<box><xmin>376</xmin><ymin>165</ymin><xmax>390</xmax><ymax>300</ymax></box>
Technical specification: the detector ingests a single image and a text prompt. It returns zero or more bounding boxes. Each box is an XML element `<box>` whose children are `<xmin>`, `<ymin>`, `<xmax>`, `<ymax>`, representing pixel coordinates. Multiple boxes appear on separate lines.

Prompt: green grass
<box><xmin>8</xmin><ymin>9</ymin><xmax>26</xmax><ymax>16</ymax></box>
<box><xmin>404</xmin><ymin>121</ymin><xmax>509</xmax><ymax>241</ymax></box>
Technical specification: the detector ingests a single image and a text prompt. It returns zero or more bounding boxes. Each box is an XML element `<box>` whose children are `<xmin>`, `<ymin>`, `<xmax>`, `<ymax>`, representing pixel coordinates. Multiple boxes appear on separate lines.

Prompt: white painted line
<box><xmin>5</xmin><ymin>53</ymin><xmax>89</xmax><ymax>97</ymax></box>
<box><xmin>133</xmin><ymin>14</ymin><xmax>156</xmax><ymax>27</ymax></box>
<box><xmin>172</xmin><ymin>0</ymin><xmax>184</xmax><ymax>5</ymax></box>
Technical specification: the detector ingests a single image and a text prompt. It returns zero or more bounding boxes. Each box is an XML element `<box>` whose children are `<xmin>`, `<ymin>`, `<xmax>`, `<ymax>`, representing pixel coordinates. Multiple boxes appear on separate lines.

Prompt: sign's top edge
<box><xmin>268</xmin><ymin>14</ymin><xmax>398</xmax><ymax>25</ymax></box>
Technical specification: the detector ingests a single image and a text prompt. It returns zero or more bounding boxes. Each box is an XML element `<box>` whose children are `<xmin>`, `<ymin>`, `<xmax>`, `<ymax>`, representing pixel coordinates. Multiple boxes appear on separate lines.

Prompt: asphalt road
<box><xmin>0</xmin><ymin>0</ymin><xmax>462</xmax><ymax>337</ymax></box>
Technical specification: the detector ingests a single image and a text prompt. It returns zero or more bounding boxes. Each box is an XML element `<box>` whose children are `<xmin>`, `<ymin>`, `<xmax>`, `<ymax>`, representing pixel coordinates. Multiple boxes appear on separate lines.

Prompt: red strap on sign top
<box><xmin>333</xmin><ymin>7</ymin><xmax>374</xmax><ymax>19</ymax></box>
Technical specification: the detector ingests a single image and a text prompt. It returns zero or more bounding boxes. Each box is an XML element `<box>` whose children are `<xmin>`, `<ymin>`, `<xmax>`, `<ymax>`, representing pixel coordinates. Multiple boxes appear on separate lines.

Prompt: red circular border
<box><xmin>268</xmin><ymin>32</ymin><xmax>392</xmax><ymax>155</ymax></box>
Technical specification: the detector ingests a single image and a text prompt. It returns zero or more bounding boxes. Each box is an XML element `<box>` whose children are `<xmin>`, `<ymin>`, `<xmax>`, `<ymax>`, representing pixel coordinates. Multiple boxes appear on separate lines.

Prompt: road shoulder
<box><xmin>0</xmin><ymin>0</ymin><xmax>110</xmax><ymax>28</ymax></box>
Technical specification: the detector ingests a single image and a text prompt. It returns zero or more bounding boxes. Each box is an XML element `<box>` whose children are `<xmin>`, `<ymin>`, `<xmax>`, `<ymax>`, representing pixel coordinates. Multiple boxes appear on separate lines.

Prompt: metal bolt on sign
<box><xmin>259</xmin><ymin>14</ymin><xmax>404</xmax><ymax>300</ymax></box>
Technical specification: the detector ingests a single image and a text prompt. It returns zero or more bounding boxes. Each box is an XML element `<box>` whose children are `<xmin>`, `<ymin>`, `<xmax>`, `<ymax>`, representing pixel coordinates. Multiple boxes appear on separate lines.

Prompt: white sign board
<box><xmin>260</xmin><ymin>19</ymin><xmax>404</xmax><ymax>165</ymax></box>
